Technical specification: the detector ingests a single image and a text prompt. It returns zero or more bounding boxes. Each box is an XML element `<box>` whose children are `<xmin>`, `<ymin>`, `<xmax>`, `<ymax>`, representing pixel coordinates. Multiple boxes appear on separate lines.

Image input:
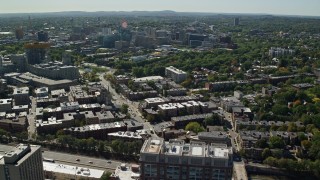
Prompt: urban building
<box><xmin>140</xmin><ymin>138</ymin><xmax>233</xmax><ymax>180</ymax></box>
<box><xmin>5</xmin><ymin>72</ymin><xmax>77</xmax><ymax>91</ymax></box>
<box><xmin>13</xmin><ymin>87</ymin><xmax>30</xmax><ymax>106</ymax></box>
<box><xmin>0</xmin><ymin>98</ymin><xmax>12</xmax><ymax>112</ymax></box>
<box><xmin>165</xmin><ymin>66</ymin><xmax>187</xmax><ymax>83</ymax></box>
<box><xmin>0</xmin><ymin>114</ymin><xmax>27</xmax><ymax>133</ymax></box>
<box><xmin>70</xmin><ymin>85</ymin><xmax>96</xmax><ymax>104</ymax></box>
<box><xmin>28</xmin><ymin>61</ymin><xmax>80</xmax><ymax>80</ymax></box>
<box><xmin>35</xmin><ymin>87</ymin><xmax>49</xmax><ymax>98</ymax></box>
<box><xmin>25</xmin><ymin>42</ymin><xmax>50</xmax><ymax>65</ymax></box>
<box><xmin>268</xmin><ymin>47</ymin><xmax>295</xmax><ymax>57</ymax></box>
<box><xmin>0</xmin><ymin>144</ymin><xmax>44</xmax><ymax>180</ymax></box>
<box><xmin>37</xmin><ymin>31</ymin><xmax>49</xmax><ymax>42</ymax></box>
<box><xmin>191</xmin><ymin>131</ymin><xmax>231</xmax><ymax>146</ymax></box>
<box><xmin>43</xmin><ymin>162</ymin><xmax>104</xmax><ymax>180</ymax></box>
<box><xmin>234</xmin><ymin>18</ymin><xmax>240</xmax><ymax>26</ymax></box>
<box><xmin>171</xmin><ymin>113</ymin><xmax>212</xmax><ymax>129</ymax></box>
<box><xmin>108</xmin><ymin>131</ymin><xmax>144</xmax><ymax>142</ymax></box>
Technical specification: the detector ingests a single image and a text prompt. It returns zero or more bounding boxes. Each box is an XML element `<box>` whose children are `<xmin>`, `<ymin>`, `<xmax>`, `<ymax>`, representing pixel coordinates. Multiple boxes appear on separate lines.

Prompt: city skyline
<box><xmin>0</xmin><ymin>0</ymin><xmax>319</xmax><ymax>16</ymax></box>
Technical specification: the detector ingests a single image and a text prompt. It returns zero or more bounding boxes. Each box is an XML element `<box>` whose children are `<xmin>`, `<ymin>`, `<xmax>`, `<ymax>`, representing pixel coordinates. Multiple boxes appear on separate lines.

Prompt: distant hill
<box><xmin>0</xmin><ymin>10</ymin><xmax>318</xmax><ymax>18</ymax></box>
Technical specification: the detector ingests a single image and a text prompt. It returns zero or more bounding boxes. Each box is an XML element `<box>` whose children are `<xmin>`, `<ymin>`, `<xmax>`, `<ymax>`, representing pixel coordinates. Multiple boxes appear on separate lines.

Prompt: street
<box><xmin>27</xmin><ymin>96</ymin><xmax>37</xmax><ymax>138</ymax></box>
<box><xmin>99</xmin><ymin>72</ymin><xmax>155</xmax><ymax>134</ymax></box>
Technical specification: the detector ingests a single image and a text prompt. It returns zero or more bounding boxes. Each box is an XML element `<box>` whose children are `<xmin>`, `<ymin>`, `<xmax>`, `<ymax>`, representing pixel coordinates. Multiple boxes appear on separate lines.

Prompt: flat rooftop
<box><xmin>133</xmin><ymin>76</ymin><xmax>163</xmax><ymax>83</ymax></box>
<box><xmin>43</xmin><ymin>161</ymin><xmax>104</xmax><ymax>179</ymax></box>
<box><xmin>166</xmin><ymin>66</ymin><xmax>187</xmax><ymax>75</ymax></box>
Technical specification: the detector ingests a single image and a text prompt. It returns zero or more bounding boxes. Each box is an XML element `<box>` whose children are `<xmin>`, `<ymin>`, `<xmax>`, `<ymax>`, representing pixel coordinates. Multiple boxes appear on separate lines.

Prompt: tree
<box><xmin>309</xmin><ymin>132</ymin><xmax>320</xmax><ymax>160</ymax></box>
<box><xmin>16</xmin><ymin>131</ymin><xmax>28</xmax><ymax>141</ymax></box>
<box><xmin>98</xmin><ymin>141</ymin><xmax>105</xmax><ymax>153</ymax></box>
<box><xmin>262</xmin><ymin>148</ymin><xmax>272</xmax><ymax>160</ymax></box>
<box><xmin>264</xmin><ymin>157</ymin><xmax>278</xmax><ymax>166</ymax></box>
<box><xmin>301</xmin><ymin>140</ymin><xmax>312</xmax><ymax>150</ymax></box>
<box><xmin>255</xmin><ymin>139</ymin><xmax>268</xmax><ymax>148</ymax></box>
<box><xmin>146</xmin><ymin>114</ymin><xmax>155</xmax><ymax>122</ymax></box>
<box><xmin>132</xmin><ymin>67</ymin><xmax>145</xmax><ymax>78</ymax></box>
<box><xmin>272</xmin><ymin>104</ymin><xmax>290</xmax><ymax>116</ymax></box>
<box><xmin>287</xmin><ymin>122</ymin><xmax>297</xmax><ymax>132</ymax></box>
<box><xmin>120</xmin><ymin>104</ymin><xmax>129</xmax><ymax>114</ymax></box>
<box><xmin>269</xmin><ymin>136</ymin><xmax>285</xmax><ymax>149</ymax></box>
<box><xmin>185</xmin><ymin>122</ymin><xmax>205</xmax><ymax>133</ymax></box>
<box><xmin>204</xmin><ymin>114</ymin><xmax>220</xmax><ymax>126</ymax></box>
<box><xmin>100</xmin><ymin>172</ymin><xmax>112</xmax><ymax>180</ymax></box>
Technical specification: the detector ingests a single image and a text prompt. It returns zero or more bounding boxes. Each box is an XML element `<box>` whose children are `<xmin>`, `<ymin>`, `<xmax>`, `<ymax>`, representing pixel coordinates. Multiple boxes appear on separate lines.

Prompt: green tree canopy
<box><xmin>269</xmin><ymin>136</ymin><xmax>285</xmax><ymax>149</ymax></box>
<box><xmin>185</xmin><ymin>122</ymin><xmax>205</xmax><ymax>133</ymax></box>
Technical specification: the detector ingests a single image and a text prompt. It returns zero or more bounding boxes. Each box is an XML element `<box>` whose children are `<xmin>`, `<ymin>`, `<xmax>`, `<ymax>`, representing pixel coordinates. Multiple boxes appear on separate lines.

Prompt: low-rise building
<box><xmin>0</xmin><ymin>115</ymin><xmax>27</xmax><ymax>133</ymax></box>
<box><xmin>35</xmin><ymin>87</ymin><xmax>49</xmax><ymax>98</ymax></box>
<box><xmin>237</xmin><ymin>131</ymin><xmax>270</xmax><ymax>149</ymax></box>
<box><xmin>171</xmin><ymin>113</ymin><xmax>212</xmax><ymax>129</ymax></box>
<box><xmin>43</xmin><ymin>162</ymin><xmax>104</xmax><ymax>180</ymax></box>
<box><xmin>108</xmin><ymin>131</ymin><xmax>144</xmax><ymax>142</ymax></box>
<box><xmin>96</xmin><ymin>111</ymin><xmax>115</xmax><ymax>123</ymax></box>
<box><xmin>191</xmin><ymin>131</ymin><xmax>231</xmax><ymax>146</ymax></box>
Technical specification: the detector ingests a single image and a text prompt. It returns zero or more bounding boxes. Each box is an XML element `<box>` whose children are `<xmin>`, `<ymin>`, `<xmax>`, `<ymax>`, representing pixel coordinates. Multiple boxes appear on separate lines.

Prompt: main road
<box><xmin>99</xmin><ymin>71</ymin><xmax>155</xmax><ymax>133</ymax></box>
<box><xmin>27</xmin><ymin>96</ymin><xmax>37</xmax><ymax>139</ymax></box>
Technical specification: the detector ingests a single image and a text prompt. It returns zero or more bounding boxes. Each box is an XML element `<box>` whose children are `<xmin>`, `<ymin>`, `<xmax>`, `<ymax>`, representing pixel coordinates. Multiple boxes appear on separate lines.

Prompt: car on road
<box><xmin>107</xmin><ymin>160</ymin><xmax>112</xmax><ymax>163</ymax></box>
<box><xmin>76</xmin><ymin>159</ymin><xmax>80</xmax><ymax>161</ymax></box>
<box><xmin>88</xmin><ymin>161</ymin><xmax>93</xmax><ymax>164</ymax></box>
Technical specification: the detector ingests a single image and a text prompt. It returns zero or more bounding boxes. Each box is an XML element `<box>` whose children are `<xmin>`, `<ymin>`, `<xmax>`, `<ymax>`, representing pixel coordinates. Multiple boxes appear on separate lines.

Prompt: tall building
<box><xmin>62</xmin><ymin>51</ymin><xmax>72</xmax><ymax>65</ymax></box>
<box><xmin>0</xmin><ymin>55</ymin><xmax>2</xmax><ymax>67</ymax></box>
<box><xmin>234</xmin><ymin>18</ymin><xmax>240</xmax><ymax>26</ymax></box>
<box><xmin>0</xmin><ymin>144</ymin><xmax>44</xmax><ymax>180</ymax></box>
<box><xmin>25</xmin><ymin>42</ymin><xmax>50</xmax><ymax>65</ymax></box>
<box><xmin>37</xmin><ymin>31</ymin><xmax>49</xmax><ymax>42</ymax></box>
<box><xmin>165</xmin><ymin>66</ymin><xmax>187</xmax><ymax>83</ymax></box>
<box><xmin>13</xmin><ymin>87</ymin><xmax>30</xmax><ymax>106</ymax></box>
<box><xmin>15</xmin><ymin>28</ymin><xmax>24</xmax><ymax>40</ymax></box>
<box><xmin>140</xmin><ymin>138</ymin><xmax>233</xmax><ymax>180</ymax></box>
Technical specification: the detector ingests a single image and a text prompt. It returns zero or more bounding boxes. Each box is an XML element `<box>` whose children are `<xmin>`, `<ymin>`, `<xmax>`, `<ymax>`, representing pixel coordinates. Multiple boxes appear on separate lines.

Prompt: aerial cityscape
<box><xmin>0</xmin><ymin>0</ymin><xmax>320</xmax><ymax>180</ymax></box>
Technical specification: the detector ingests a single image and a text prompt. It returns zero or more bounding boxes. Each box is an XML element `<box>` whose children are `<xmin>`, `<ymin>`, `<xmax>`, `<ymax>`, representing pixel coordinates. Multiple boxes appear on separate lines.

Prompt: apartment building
<box><xmin>140</xmin><ymin>138</ymin><xmax>233</xmax><ymax>180</ymax></box>
<box><xmin>0</xmin><ymin>144</ymin><xmax>44</xmax><ymax>180</ymax></box>
<box><xmin>165</xmin><ymin>66</ymin><xmax>187</xmax><ymax>83</ymax></box>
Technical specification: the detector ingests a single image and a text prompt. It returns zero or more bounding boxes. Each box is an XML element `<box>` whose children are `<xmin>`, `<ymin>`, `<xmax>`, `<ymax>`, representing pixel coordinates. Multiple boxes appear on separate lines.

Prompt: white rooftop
<box><xmin>214</xmin><ymin>148</ymin><xmax>229</xmax><ymax>158</ymax></box>
<box><xmin>191</xmin><ymin>147</ymin><xmax>203</xmax><ymax>156</ymax></box>
<box><xmin>43</xmin><ymin>161</ymin><xmax>104</xmax><ymax>179</ymax></box>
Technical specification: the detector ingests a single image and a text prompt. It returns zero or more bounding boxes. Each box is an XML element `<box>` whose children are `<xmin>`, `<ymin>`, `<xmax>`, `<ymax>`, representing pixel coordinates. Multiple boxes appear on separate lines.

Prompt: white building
<box><xmin>165</xmin><ymin>66</ymin><xmax>187</xmax><ymax>83</ymax></box>
<box><xmin>43</xmin><ymin>161</ymin><xmax>104</xmax><ymax>180</ymax></box>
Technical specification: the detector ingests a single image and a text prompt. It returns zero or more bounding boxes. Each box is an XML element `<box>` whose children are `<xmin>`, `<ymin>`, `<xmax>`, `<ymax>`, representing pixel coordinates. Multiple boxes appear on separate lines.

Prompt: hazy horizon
<box><xmin>0</xmin><ymin>0</ymin><xmax>319</xmax><ymax>17</ymax></box>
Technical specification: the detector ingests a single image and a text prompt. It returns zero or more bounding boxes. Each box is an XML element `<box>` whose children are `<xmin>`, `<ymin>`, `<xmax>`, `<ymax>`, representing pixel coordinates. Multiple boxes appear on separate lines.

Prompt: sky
<box><xmin>0</xmin><ymin>0</ymin><xmax>319</xmax><ymax>16</ymax></box>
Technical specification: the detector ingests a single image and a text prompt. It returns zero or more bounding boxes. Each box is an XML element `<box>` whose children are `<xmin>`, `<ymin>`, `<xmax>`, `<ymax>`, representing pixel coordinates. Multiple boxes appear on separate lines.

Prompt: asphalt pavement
<box><xmin>99</xmin><ymin>72</ymin><xmax>156</xmax><ymax>135</ymax></box>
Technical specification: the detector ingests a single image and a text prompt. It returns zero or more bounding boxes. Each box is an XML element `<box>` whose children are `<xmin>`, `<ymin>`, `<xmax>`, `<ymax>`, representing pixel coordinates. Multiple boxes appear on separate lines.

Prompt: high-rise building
<box><xmin>25</xmin><ymin>42</ymin><xmax>50</xmax><ymax>65</ymax></box>
<box><xmin>15</xmin><ymin>28</ymin><xmax>24</xmax><ymax>40</ymax></box>
<box><xmin>165</xmin><ymin>66</ymin><xmax>187</xmax><ymax>83</ymax></box>
<box><xmin>37</xmin><ymin>31</ymin><xmax>49</xmax><ymax>42</ymax></box>
<box><xmin>0</xmin><ymin>55</ymin><xmax>3</xmax><ymax>67</ymax></box>
<box><xmin>0</xmin><ymin>144</ymin><xmax>44</xmax><ymax>180</ymax></box>
<box><xmin>234</xmin><ymin>18</ymin><xmax>240</xmax><ymax>26</ymax></box>
<box><xmin>62</xmin><ymin>51</ymin><xmax>72</xmax><ymax>65</ymax></box>
<box><xmin>140</xmin><ymin>138</ymin><xmax>233</xmax><ymax>180</ymax></box>
<box><xmin>13</xmin><ymin>87</ymin><xmax>30</xmax><ymax>106</ymax></box>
